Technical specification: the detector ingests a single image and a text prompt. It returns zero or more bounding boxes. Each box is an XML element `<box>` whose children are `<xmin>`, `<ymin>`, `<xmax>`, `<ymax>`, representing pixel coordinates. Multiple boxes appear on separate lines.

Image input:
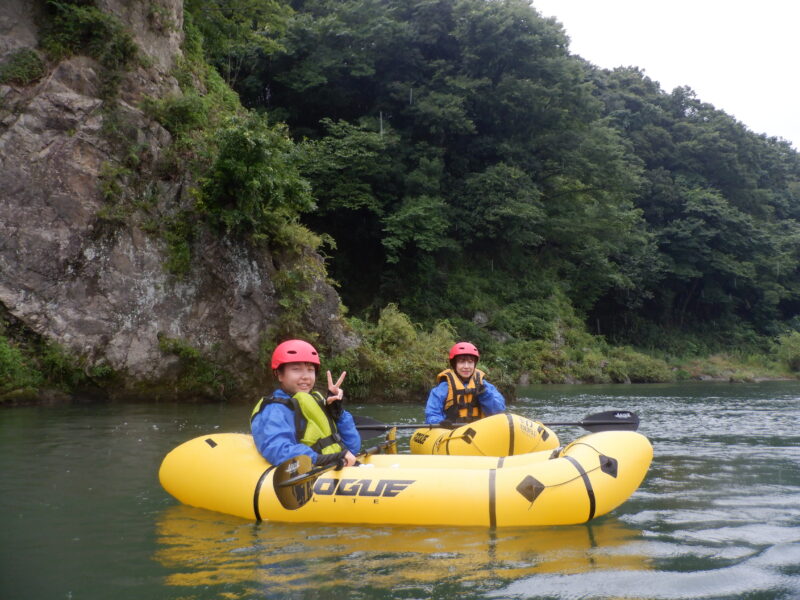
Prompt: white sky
<box><xmin>532</xmin><ymin>0</ymin><xmax>799</xmax><ymax>150</ymax></box>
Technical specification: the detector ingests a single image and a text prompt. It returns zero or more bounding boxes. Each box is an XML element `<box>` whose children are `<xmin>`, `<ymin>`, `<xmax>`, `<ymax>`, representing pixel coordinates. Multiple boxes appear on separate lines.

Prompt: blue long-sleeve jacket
<box><xmin>425</xmin><ymin>379</ymin><xmax>506</xmax><ymax>424</ymax></box>
<box><xmin>251</xmin><ymin>389</ymin><xmax>361</xmax><ymax>466</ymax></box>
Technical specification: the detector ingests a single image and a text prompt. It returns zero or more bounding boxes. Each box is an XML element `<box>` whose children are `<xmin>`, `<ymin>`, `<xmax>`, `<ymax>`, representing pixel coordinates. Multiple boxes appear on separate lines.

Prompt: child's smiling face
<box><xmin>277</xmin><ymin>362</ymin><xmax>317</xmax><ymax>394</ymax></box>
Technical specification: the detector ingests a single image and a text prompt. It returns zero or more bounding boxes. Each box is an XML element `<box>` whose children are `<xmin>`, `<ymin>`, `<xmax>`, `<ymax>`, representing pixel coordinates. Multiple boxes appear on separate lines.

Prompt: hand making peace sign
<box><xmin>326</xmin><ymin>370</ymin><xmax>346</xmax><ymax>404</ymax></box>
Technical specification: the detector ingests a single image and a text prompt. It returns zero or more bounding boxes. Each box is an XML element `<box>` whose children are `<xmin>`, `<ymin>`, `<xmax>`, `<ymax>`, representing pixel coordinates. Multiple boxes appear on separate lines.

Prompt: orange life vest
<box><xmin>437</xmin><ymin>368</ymin><xmax>486</xmax><ymax>422</ymax></box>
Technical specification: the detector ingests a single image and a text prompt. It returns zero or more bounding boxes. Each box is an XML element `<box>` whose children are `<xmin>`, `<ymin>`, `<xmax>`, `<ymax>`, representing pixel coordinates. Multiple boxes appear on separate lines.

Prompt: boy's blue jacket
<box><xmin>251</xmin><ymin>388</ymin><xmax>361</xmax><ymax>466</ymax></box>
<box><xmin>424</xmin><ymin>379</ymin><xmax>506</xmax><ymax>424</ymax></box>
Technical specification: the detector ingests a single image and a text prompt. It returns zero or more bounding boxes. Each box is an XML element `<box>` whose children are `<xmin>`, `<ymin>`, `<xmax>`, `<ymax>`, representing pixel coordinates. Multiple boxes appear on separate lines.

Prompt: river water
<box><xmin>1</xmin><ymin>382</ymin><xmax>799</xmax><ymax>599</ymax></box>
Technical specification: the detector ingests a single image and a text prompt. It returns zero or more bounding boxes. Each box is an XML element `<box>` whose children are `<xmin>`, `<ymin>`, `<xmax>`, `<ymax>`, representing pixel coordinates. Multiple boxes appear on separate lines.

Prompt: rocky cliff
<box><xmin>0</xmin><ymin>0</ymin><xmax>355</xmax><ymax>400</ymax></box>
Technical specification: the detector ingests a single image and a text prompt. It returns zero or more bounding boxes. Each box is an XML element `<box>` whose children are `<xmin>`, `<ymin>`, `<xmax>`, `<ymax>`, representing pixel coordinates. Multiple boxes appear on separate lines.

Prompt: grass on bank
<box><xmin>0</xmin><ymin>334</ymin><xmax>114</xmax><ymax>403</ymax></box>
<box><xmin>3</xmin><ymin>307</ymin><xmax>799</xmax><ymax>403</ymax></box>
<box><xmin>321</xmin><ymin>305</ymin><xmax>799</xmax><ymax>403</ymax></box>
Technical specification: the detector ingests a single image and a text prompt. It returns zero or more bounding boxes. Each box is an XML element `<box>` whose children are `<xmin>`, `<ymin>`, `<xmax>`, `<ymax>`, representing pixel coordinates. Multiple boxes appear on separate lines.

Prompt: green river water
<box><xmin>1</xmin><ymin>381</ymin><xmax>799</xmax><ymax>599</ymax></box>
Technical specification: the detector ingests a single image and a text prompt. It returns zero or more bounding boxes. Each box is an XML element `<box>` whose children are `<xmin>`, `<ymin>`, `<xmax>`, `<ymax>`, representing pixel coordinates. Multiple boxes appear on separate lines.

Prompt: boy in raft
<box><xmin>251</xmin><ymin>339</ymin><xmax>361</xmax><ymax>469</ymax></box>
<box><xmin>425</xmin><ymin>342</ymin><xmax>506</xmax><ymax>425</ymax></box>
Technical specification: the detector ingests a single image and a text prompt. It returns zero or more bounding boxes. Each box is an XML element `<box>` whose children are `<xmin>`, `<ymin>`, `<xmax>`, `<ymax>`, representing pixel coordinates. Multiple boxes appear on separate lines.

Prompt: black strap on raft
<box><xmin>488</xmin><ymin>468</ymin><xmax>498</xmax><ymax>528</ymax></box>
<box><xmin>505</xmin><ymin>413</ymin><xmax>515</xmax><ymax>456</ymax></box>
<box><xmin>252</xmin><ymin>464</ymin><xmax>277</xmax><ymax>522</ymax></box>
<box><xmin>564</xmin><ymin>456</ymin><xmax>597</xmax><ymax>522</ymax></box>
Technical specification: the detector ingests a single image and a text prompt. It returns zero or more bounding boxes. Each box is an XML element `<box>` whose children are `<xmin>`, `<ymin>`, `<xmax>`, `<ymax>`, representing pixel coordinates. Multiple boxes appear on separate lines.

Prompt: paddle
<box><xmin>352</xmin><ymin>410</ymin><xmax>639</xmax><ymax>434</ymax></box>
<box><xmin>273</xmin><ymin>428</ymin><xmax>398</xmax><ymax>510</ymax></box>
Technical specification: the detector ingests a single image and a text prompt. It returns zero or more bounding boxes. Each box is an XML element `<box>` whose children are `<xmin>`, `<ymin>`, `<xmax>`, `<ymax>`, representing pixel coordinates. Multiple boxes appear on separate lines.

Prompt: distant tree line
<box><xmin>185</xmin><ymin>0</ymin><xmax>800</xmax><ymax>355</ymax></box>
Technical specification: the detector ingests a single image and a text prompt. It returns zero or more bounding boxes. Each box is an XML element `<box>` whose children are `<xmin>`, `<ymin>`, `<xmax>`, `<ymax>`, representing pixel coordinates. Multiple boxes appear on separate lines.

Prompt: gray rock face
<box><xmin>0</xmin><ymin>0</ymin><xmax>355</xmax><ymax>399</ymax></box>
<box><xmin>0</xmin><ymin>1</ymin><xmax>38</xmax><ymax>57</ymax></box>
<box><xmin>98</xmin><ymin>0</ymin><xmax>183</xmax><ymax>74</ymax></box>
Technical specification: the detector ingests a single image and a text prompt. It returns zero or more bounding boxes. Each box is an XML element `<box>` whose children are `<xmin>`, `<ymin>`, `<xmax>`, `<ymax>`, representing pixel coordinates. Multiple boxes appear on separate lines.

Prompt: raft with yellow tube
<box><xmin>159</xmin><ymin>429</ymin><xmax>652</xmax><ymax>527</ymax></box>
<box><xmin>407</xmin><ymin>413</ymin><xmax>560</xmax><ymax>456</ymax></box>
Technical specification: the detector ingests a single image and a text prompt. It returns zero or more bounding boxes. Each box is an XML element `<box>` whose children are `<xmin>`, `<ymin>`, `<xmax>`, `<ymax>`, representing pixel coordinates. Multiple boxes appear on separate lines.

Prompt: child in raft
<box><xmin>425</xmin><ymin>341</ymin><xmax>506</xmax><ymax>425</ymax></box>
<box><xmin>251</xmin><ymin>339</ymin><xmax>361</xmax><ymax>468</ymax></box>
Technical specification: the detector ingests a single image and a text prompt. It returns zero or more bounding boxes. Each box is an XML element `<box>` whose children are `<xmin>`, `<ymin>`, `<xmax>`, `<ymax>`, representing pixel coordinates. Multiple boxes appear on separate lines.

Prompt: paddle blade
<box><xmin>273</xmin><ymin>454</ymin><xmax>316</xmax><ymax>510</ymax></box>
<box><xmin>581</xmin><ymin>410</ymin><xmax>639</xmax><ymax>432</ymax></box>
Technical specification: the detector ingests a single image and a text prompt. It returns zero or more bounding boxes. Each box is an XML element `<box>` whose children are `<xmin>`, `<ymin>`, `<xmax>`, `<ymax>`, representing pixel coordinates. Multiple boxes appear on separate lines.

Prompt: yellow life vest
<box><xmin>250</xmin><ymin>391</ymin><xmax>344</xmax><ymax>455</ymax></box>
<box><xmin>437</xmin><ymin>368</ymin><xmax>486</xmax><ymax>422</ymax></box>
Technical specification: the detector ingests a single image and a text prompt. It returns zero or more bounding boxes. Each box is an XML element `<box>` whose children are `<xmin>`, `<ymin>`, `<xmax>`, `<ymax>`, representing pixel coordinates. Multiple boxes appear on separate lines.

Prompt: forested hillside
<box><xmin>187</xmin><ymin>0</ymin><xmax>800</xmax><ymax>364</ymax></box>
<box><xmin>4</xmin><ymin>0</ymin><xmax>800</xmax><ymax>402</ymax></box>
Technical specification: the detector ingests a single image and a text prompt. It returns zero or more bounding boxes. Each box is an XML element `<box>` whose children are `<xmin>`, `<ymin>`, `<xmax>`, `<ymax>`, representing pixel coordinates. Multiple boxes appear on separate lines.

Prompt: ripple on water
<box><xmin>490</xmin><ymin>561</ymin><xmax>799</xmax><ymax>599</ymax></box>
<box><xmin>678</xmin><ymin>524</ymin><xmax>800</xmax><ymax>546</ymax></box>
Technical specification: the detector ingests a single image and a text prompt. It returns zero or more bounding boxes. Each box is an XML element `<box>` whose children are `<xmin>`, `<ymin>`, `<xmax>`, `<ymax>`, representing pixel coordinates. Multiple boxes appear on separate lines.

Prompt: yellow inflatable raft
<box><xmin>159</xmin><ymin>429</ymin><xmax>652</xmax><ymax>527</ymax></box>
<box><xmin>408</xmin><ymin>413</ymin><xmax>560</xmax><ymax>456</ymax></box>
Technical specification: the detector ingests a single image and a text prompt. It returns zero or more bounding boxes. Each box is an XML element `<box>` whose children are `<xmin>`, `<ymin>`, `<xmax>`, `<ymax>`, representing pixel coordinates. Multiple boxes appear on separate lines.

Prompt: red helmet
<box><xmin>271</xmin><ymin>339</ymin><xmax>320</xmax><ymax>370</ymax></box>
<box><xmin>449</xmin><ymin>342</ymin><xmax>480</xmax><ymax>360</ymax></box>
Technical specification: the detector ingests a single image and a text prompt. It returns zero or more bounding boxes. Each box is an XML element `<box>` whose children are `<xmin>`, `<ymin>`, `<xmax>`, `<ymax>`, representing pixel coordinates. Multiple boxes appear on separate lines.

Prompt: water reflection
<box><xmin>154</xmin><ymin>505</ymin><xmax>649</xmax><ymax>596</ymax></box>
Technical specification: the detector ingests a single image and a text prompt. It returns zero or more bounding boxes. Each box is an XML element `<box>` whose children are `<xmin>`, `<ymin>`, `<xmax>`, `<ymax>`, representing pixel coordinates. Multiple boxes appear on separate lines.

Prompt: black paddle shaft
<box><xmin>353</xmin><ymin>410</ymin><xmax>639</xmax><ymax>433</ymax></box>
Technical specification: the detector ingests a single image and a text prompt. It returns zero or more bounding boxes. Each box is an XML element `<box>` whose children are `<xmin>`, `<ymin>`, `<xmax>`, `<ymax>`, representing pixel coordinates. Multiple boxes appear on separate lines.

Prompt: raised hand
<box><xmin>326</xmin><ymin>370</ymin><xmax>346</xmax><ymax>404</ymax></box>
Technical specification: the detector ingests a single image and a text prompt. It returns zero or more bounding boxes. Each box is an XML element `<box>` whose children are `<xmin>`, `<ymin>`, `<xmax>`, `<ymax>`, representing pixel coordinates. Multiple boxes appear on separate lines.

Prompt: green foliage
<box><xmin>491</xmin><ymin>329</ymin><xmax>672</xmax><ymax>385</ymax></box>
<box><xmin>184</xmin><ymin>0</ymin><xmax>291</xmax><ymax>88</ymax></box>
<box><xmin>158</xmin><ymin>335</ymin><xmax>236</xmax><ymax>398</ymax></box>
<box><xmin>221</xmin><ymin>0</ymin><xmax>664</xmax><ymax>322</ymax></box>
<box><xmin>98</xmin><ymin>162</ymin><xmax>132</xmax><ymax>204</ymax></box>
<box><xmin>163</xmin><ymin>216</ymin><xmax>194</xmax><ymax>276</ymax></box>
<box><xmin>198</xmin><ymin>113</ymin><xmax>315</xmax><ymax>242</ymax></box>
<box><xmin>40</xmin><ymin>0</ymin><xmax>139</xmax><ymax>98</ymax></box>
<box><xmin>604</xmin><ymin>347</ymin><xmax>672</xmax><ymax>383</ymax></box>
<box><xmin>147</xmin><ymin>1</ymin><xmax>177</xmax><ymax>33</ymax></box>
<box><xmin>0</xmin><ymin>336</ymin><xmax>44</xmax><ymax>399</ymax></box>
<box><xmin>457</xmin><ymin>163</ymin><xmax>545</xmax><ymax>248</ymax></box>
<box><xmin>298</xmin><ymin>118</ymin><xmax>406</xmax><ymax>309</ymax></box>
<box><xmin>201</xmin><ymin>0</ymin><xmax>800</xmax><ymax>353</ymax></box>
<box><xmin>300</xmin><ymin>118</ymin><xmax>402</xmax><ymax>214</ymax></box>
<box><xmin>480</xmin><ymin>292</ymin><xmax>673</xmax><ymax>384</ymax></box>
<box><xmin>145</xmin><ymin>12</ymin><xmax>242</xmax><ymax>155</ymax></box>
<box><xmin>774</xmin><ymin>331</ymin><xmax>800</xmax><ymax>372</ymax></box>
<box><xmin>0</xmin><ymin>330</ymin><xmax>115</xmax><ymax>401</ymax></box>
<box><xmin>143</xmin><ymin>93</ymin><xmax>210</xmax><ymax>137</ymax></box>
<box><xmin>0</xmin><ymin>48</ymin><xmax>46</xmax><ymax>85</ymax></box>
<box><xmin>14</xmin><ymin>0</ymin><xmax>795</xmax><ymax>401</ymax></box>
<box><xmin>325</xmin><ymin>305</ymin><xmax>456</xmax><ymax>402</ymax></box>
<box><xmin>39</xmin><ymin>342</ymin><xmax>114</xmax><ymax>390</ymax></box>
<box><xmin>143</xmin><ymin>6</ymin><xmax>329</xmax><ymax>338</ymax></box>
<box><xmin>673</xmin><ymin>352</ymin><xmax>783</xmax><ymax>383</ymax></box>
<box><xmin>142</xmin><ymin>16</ymin><xmax>242</xmax><ymax>187</ymax></box>
<box><xmin>591</xmin><ymin>68</ymin><xmax>800</xmax><ymax>337</ymax></box>
<box><xmin>382</xmin><ymin>192</ymin><xmax>455</xmax><ymax>263</ymax></box>
<box><xmin>270</xmin><ymin>242</ymin><xmax>330</xmax><ymax>340</ymax></box>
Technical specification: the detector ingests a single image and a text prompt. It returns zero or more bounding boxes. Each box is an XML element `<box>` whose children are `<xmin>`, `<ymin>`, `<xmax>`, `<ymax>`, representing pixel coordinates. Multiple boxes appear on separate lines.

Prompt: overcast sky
<box><xmin>532</xmin><ymin>0</ymin><xmax>799</xmax><ymax>150</ymax></box>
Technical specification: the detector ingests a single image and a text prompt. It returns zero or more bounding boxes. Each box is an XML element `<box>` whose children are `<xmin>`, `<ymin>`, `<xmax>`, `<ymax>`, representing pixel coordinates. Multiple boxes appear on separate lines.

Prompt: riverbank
<box><xmin>3</xmin><ymin>304</ymin><xmax>800</xmax><ymax>404</ymax></box>
<box><xmin>670</xmin><ymin>353</ymin><xmax>796</xmax><ymax>383</ymax></box>
<box><xmin>2</xmin><ymin>350</ymin><xmax>795</xmax><ymax>406</ymax></box>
